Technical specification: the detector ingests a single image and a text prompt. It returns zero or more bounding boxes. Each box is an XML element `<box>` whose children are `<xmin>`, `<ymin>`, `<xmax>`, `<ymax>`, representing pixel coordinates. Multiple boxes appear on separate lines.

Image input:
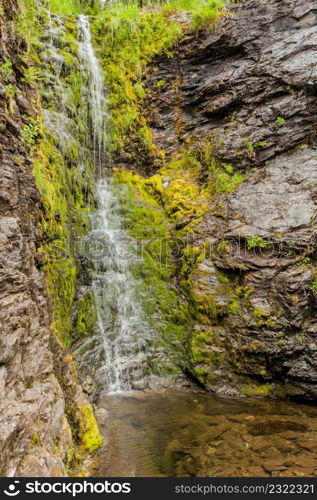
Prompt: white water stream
<box><xmin>77</xmin><ymin>15</ymin><xmax>154</xmax><ymax>394</ymax></box>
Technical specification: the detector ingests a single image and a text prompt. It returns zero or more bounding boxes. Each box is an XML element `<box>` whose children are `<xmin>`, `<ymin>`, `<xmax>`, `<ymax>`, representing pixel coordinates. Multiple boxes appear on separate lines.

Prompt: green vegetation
<box><xmin>215</xmin><ymin>171</ymin><xmax>244</xmax><ymax>193</ymax></box>
<box><xmin>73</xmin><ymin>292</ymin><xmax>97</xmax><ymax>340</ymax></box>
<box><xmin>244</xmin><ymin>139</ymin><xmax>269</xmax><ymax>158</ymax></box>
<box><xmin>92</xmin><ymin>5</ymin><xmax>183</xmax><ymax>154</ymax></box>
<box><xmin>0</xmin><ymin>56</ymin><xmax>13</xmax><ymax>77</ymax></box>
<box><xmin>310</xmin><ymin>281</ymin><xmax>317</xmax><ymax>292</ymax></box>
<box><xmin>246</xmin><ymin>235</ymin><xmax>271</xmax><ymax>250</ymax></box>
<box><xmin>297</xmin><ymin>256</ymin><xmax>310</xmax><ymax>267</ymax></box>
<box><xmin>78</xmin><ymin>405</ymin><xmax>104</xmax><ymax>453</ymax></box>
<box><xmin>48</xmin><ymin>0</ymin><xmax>82</xmax><ymax>16</ymax></box>
<box><xmin>276</xmin><ymin>116</ymin><xmax>286</xmax><ymax>126</ymax></box>
<box><xmin>92</xmin><ymin>0</ymin><xmax>224</xmax><ymax>154</ymax></box>
<box><xmin>114</xmin><ymin>168</ymin><xmax>191</xmax><ymax>373</ymax></box>
<box><xmin>190</xmin><ymin>0</ymin><xmax>225</xmax><ymax>29</ymax></box>
<box><xmin>241</xmin><ymin>383</ymin><xmax>273</xmax><ymax>397</ymax></box>
<box><xmin>21</xmin><ymin>117</ymin><xmax>41</xmax><ymax>145</ymax></box>
<box><xmin>5</xmin><ymin>84</ymin><xmax>16</xmax><ymax>115</ymax></box>
<box><xmin>22</xmin><ymin>66</ymin><xmax>43</xmax><ymax>85</ymax></box>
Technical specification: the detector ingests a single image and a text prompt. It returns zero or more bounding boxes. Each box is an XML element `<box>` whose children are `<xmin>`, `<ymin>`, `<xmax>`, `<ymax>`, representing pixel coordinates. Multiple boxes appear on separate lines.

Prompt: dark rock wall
<box><xmin>144</xmin><ymin>0</ymin><xmax>317</xmax><ymax>400</ymax></box>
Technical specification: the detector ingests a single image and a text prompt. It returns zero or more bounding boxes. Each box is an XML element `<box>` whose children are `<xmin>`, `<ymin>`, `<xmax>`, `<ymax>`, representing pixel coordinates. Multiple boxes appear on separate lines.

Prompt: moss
<box><xmin>253</xmin><ymin>306</ymin><xmax>270</xmax><ymax>320</ymax></box>
<box><xmin>21</xmin><ymin>6</ymin><xmax>97</xmax><ymax>348</ymax></box>
<box><xmin>78</xmin><ymin>405</ymin><xmax>103</xmax><ymax>453</ymax></box>
<box><xmin>229</xmin><ymin>300</ymin><xmax>240</xmax><ymax>315</ymax></box>
<box><xmin>91</xmin><ymin>5</ymin><xmax>184</xmax><ymax>156</ymax></box>
<box><xmin>113</xmin><ymin>168</ymin><xmax>191</xmax><ymax>372</ymax></box>
<box><xmin>241</xmin><ymin>383</ymin><xmax>273</xmax><ymax>397</ymax></box>
<box><xmin>73</xmin><ymin>292</ymin><xmax>97</xmax><ymax>340</ymax></box>
<box><xmin>235</xmin><ymin>286</ymin><xmax>254</xmax><ymax>300</ymax></box>
<box><xmin>32</xmin><ymin>433</ymin><xmax>41</xmax><ymax>445</ymax></box>
<box><xmin>160</xmin><ymin>156</ymin><xmax>209</xmax><ymax>221</ymax></box>
<box><xmin>215</xmin><ymin>171</ymin><xmax>244</xmax><ymax>193</ymax></box>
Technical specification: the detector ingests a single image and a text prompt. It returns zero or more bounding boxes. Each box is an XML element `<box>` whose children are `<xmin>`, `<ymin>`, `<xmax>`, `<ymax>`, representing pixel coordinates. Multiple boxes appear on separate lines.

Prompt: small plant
<box><xmin>296</xmin><ymin>333</ymin><xmax>306</xmax><ymax>345</ymax></box>
<box><xmin>246</xmin><ymin>235</ymin><xmax>271</xmax><ymax>250</ymax></box>
<box><xmin>217</xmin><ymin>239</ymin><xmax>229</xmax><ymax>254</ymax></box>
<box><xmin>215</xmin><ymin>172</ymin><xmax>244</xmax><ymax>193</ymax></box>
<box><xmin>5</xmin><ymin>84</ymin><xmax>16</xmax><ymax>115</ymax></box>
<box><xmin>21</xmin><ymin>117</ymin><xmax>40</xmax><ymax>146</ymax></box>
<box><xmin>155</xmin><ymin>79</ymin><xmax>165</xmax><ymax>89</ymax></box>
<box><xmin>310</xmin><ymin>281</ymin><xmax>317</xmax><ymax>292</ymax></box>
<box><xmin>245</xmin><ymin>140</ymin><xmax>254</xmax><ymax>158</ymax></box>
<box><xmin>222</xmin><ymin>162</ymin><xmax>233</xmax><ymax>174</ymax></box>
<box><xmin>134</xmin><ymin>82</ymin><xmax>146</xmax><ymax>99</ymax></box>
<box><xmin>286</xmin><ymin>85</ymin><xmax>296</xmax><ymax>95</ymax></box>
<box><xmin>255</xmin><ymin>140</ymin><xmax>268</xmax><ymax>148</ymax></box>
<box><xmin>0</xmin><ymin>56</ymin><xmax>13</xmax><ymax>77</ymax></box>
<box><xmin>22</xmin><ymin>66</ymin><xmax>43</xmax><ymax>86</ymax></box>
<box><xmin>229</xmin><ymin>300</ymin><xmax>240</xmax><ymax>315</ymax></box>
<box><xmin>244</xmin><ymin>139</ymin><xmax>268</xmax><ymax>158</ymax></box>
<box><xmin>297</xmin><ymin>256</ymin><xmax>311</xmax><ymax>267</ymax></box>
<box><xmin>276</xmin><ymin>116</ymin><xmax>286</xmax><ymax>126</ymax></box>
<box><xmin>226</xmin><ymin>111</ymin><xmax>237</xmax><ymax>122</ymax></box>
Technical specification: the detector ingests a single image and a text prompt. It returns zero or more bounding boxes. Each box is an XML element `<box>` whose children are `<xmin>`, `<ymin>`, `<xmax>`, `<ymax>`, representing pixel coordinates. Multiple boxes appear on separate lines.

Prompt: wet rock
<box><xmin>142</xmin><ymin>0</ymin><xmax>317</xmax><ymax>400</ymax></box>
<box><xmin>0</xmin><ymin>4</ymin><xmax>95</xmax><ymax>477</ymax></box>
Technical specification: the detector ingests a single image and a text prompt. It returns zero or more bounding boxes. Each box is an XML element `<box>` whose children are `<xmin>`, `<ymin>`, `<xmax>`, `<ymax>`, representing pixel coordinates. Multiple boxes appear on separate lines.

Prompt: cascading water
<box><xmin>77</xmin><ymin>15</ymin><xmax>107</xmax><ymax>177</ymax></box>
<box><xmin>77</xmin><ymin>16</ymin><xmax>155</xmax><ymax>394</ymax></box>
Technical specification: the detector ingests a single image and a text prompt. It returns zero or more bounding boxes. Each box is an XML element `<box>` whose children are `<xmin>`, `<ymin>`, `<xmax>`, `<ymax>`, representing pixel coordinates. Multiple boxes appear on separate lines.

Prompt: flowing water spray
<box><xmin>77</xmin><ymin>15</ymin><xmax>155</xmax><ymax>394</ymax></box>
<box><xmin>78</xmin><ymin>15</ymin><xmax>107</xmax><ymax>177</ymax></box>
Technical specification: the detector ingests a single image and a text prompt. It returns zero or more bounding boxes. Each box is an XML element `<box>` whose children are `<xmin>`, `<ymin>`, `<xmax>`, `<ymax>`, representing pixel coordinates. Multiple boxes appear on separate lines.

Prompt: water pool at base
<box><xmin>93</xmin><ymin>390</ymin><xmax>317</xmax><ymax>477</ymax></box>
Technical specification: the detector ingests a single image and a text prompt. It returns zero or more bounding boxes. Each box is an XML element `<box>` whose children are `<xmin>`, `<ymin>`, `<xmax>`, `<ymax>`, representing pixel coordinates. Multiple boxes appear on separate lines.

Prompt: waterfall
<box><xmin>78</xmin><ymin>15</ymin><xmax>107</xmax><ymax>177</ymax></box>
<box><xmin>77</xmin><ymin>16</ymin><xmax>154</xmax><ymax>394</ymax></box>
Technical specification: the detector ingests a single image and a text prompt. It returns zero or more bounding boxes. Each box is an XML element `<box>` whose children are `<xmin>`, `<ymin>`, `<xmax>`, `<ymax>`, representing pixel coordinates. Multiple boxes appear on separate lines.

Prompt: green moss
<box><xmin>32</xmin><ymin>125</ymin><xmax>94</xmax><ymax>347</ymax></box>
<box><xmin>20</xmin><ymin>5</ymin><xmax>97</xmax><ymax>348</ymax></box>
<box><xmin>73</xmin><ymin>292</ymin><xmax>97</xmax><ymax>340</ymax></box>
<box><xmin>253</xmin><ymin>306</ymin><xmax>270</xmax><ymax>320</ymax></box>
<box><xmin>32</xmin><ymin>433</ymin><xmax>41</xmax><ymax>445</ymax></box>
<box><xmin>235</xmin><ymin>285</ymin><xmax>254</xmax><ymax>300</ymax></box>
<box><xmin>160</xmin><ymin>156</ymin><xmax>209</xmax><ymax>221</ymax></box>
<box><xmin>229</xmin><ymin>300</ymin><xmax>240</xmax><ymax>315</ymax></box>
<box><xmin>92</xmin><ymin>5</ymin><xmax>183</xmax><ymax>155</ymax></box>
<box><xmin>113</xmin><ymin>168</ymin><xmax>191</xmax><ymax>372</ymax></box>
<box><xmin>241</xmin><ymin>383</ymin><xmax>273</xmax><ymax>397</ymax></box>
<box><xmin>78</xmin><ymin>405</ymin><xmax>103</xmax><ymax>453</ymax></box>
<box><xmin>215</xmin><ymin>171</ymin><xmax>244</xmax><ymax>193</ymax></box>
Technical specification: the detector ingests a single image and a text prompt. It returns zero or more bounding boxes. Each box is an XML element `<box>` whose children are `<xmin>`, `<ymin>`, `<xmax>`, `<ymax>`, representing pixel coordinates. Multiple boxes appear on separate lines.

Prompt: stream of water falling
<box><xmin>77</xmin><ymin>15</ymin><xmax>155</xmax><ymax>394</ymax></box>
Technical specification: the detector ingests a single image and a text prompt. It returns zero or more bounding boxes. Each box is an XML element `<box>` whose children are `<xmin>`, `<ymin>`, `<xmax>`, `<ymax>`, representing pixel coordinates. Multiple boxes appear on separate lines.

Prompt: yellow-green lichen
<box><xmin>241</xmin><ymin>383</ymin><xmax>273</xmax><ymax>397</ymax></box>
<box><xmin>78</xmin><ymin>405</ymin><xmax>104</xmax><ymax>453</ymax></box>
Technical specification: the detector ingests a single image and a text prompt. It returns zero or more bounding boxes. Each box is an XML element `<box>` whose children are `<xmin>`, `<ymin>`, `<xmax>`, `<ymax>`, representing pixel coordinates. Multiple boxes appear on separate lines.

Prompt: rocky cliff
<box><xmin>0</xmin><ymin>0</ymin><xmax>102</xmax><ymax>476</ymax></box>
<box><xmin>114</xmin><ymin>0</ymin><xmax>317</xmax><ymax>400</ymax></box>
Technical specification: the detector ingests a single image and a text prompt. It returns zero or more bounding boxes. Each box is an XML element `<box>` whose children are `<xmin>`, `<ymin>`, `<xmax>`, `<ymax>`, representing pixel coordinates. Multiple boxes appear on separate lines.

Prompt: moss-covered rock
<box><xmin>78</xmin><ymin>405</ymin><xmax>104</xmax><ymax>453</ymax></box>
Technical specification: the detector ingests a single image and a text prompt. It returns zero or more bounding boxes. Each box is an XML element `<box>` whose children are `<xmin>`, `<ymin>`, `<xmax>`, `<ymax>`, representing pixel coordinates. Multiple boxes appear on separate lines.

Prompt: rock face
<box><xmin>0</xmin><ymin>1</ymin><xmax>97</xmax><ymax>476</ymax></box>
<box><xmin>142</xmin><ymin>0</ymin><xmax>317</xmax><ymax>400</ymax></box>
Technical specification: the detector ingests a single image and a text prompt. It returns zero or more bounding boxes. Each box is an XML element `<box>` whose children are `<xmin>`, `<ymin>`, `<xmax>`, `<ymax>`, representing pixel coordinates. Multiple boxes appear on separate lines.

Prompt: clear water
<box><xmin>77</xmin><ymin>16</ymin><xmax>155</xmax><ymax>394</ymax></box>
<box><xmin>94</xmin><ymin>390</ymin><xmax>317</xmax><ymax>477</ymax></box>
